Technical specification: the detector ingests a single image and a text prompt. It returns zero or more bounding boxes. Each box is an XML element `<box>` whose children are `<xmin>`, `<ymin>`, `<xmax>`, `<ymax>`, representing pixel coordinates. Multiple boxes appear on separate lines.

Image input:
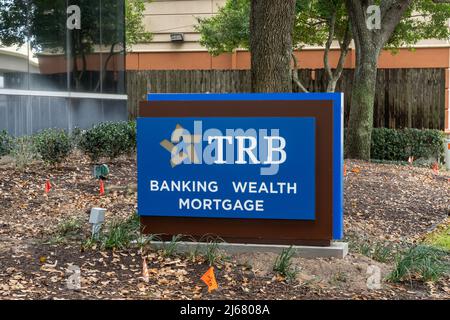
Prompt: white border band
<box><xmin>0</xmin><ymin>89</ymin><xmax>128</xmax><ymax>100</ymax></box>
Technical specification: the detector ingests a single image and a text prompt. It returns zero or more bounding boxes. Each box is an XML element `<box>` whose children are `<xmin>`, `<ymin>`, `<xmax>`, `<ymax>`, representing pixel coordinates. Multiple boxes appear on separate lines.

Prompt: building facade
<box><xmin>126</xmin><ymin>0</ymin><xmax>450</xmax><ymax>132</ymax></box>
<box><xmin>0</xmin><ymin>0</ymin><xmax>127</xmax><ymax>136</ymax></box>
<box><xmin>127</xmin><ymin>0</ymin><xmax>450</xmax><ymax>71</ymax></box>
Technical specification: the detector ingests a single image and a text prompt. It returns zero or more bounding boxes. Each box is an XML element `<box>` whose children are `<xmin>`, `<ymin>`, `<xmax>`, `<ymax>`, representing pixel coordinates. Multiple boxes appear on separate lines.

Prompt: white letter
<box><xmin>208</xmin><ymin>136</ymin><xmax>232</xmax><ymax>164</ymax></box>
<box><xmin>236</xmin><ymin>136</ymin><xmax>260</xmax><ymax>164</ymax></box>
<box><xmin>150</xmin><ymin>180</ymin><xmax>159</xmax><ymax>191</ymax></box>
<box><xmin>264</xmin><ymin>137</ymin><xmax>287</xmax><ymax>165</ymax></box>
<box><xmin>67</xmin><ymin>5</ymin><xmax>81</xmax><ymax>30</ymax></box>
<box><xmin>179</xmin><ymin>198</ymin><xmax>190</xmax><ymax>209</ymax></box>
<box><xmin>366</xmin><ymin>5</ymin><xmax>381</xmax><ymax>30</ymax></box>
<box><xmin>232</xmin><ymin>181</ymin><xmax>247</xmax><ymax>193</ymax></box>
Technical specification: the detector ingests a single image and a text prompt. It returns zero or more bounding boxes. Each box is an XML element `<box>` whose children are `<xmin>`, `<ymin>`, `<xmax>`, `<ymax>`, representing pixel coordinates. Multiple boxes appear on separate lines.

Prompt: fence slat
<box><xmin>126</xmin><ymin>69</ymin><xmax>445</xmax><ymax>129</ymax></box>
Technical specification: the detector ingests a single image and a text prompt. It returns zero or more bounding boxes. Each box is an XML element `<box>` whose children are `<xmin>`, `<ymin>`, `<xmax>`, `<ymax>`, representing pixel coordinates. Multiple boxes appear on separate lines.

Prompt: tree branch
<box><xmin>378</xmin><ymin>0</ymin><xmax>413</xmax><ymax>47</ymax></box>
<box><xmin>324</xmin><ymin>10</ymin><xmax>337</xmax><ymax>83</ymax></box>
<box><xmin>334</xmin><ymin>22</ymin><xmax>352</xmax><ymax>81</ymax></box>
<box><xmin>291</xmin><ymin>52</ymin><xmax>309</xmax><ymax>93</ymax></box>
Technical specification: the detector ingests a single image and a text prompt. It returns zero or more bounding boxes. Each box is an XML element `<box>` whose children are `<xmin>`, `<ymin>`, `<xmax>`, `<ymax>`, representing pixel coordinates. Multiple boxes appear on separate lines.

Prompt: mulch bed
<box><xmin>344</xmin><ymin>160</ymin><xmax>449</xmax><ymax>243</ymax></box>
<box><xmin>0</xmin><ymin>154</ymin><xmax>449</xmax><ymax>300</ymax></box>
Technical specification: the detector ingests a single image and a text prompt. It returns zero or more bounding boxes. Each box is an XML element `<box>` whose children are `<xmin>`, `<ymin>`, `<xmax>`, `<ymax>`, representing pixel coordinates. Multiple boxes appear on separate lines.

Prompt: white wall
<box><xmin>133</xmin><ymin>0</ymin><xmax>226</xmax><ymax>52</ymax></box>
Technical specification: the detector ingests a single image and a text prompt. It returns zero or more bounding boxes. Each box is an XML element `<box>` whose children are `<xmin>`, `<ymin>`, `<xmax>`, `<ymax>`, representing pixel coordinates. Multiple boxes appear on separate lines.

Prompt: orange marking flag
<box><xmin>201</xmin><ymin>267</ymin><xmax>218</xmax><ymax>293</ymax></box>
<box><xmin>99</xmin><ymin>180</ymin><xmax>105</xmax><ymax>195</ymax></box>
<box><xmin>351</xmin><ymin>167</ymin><xmax>361</xmax><ymax>174</ymax></box>
<box><xmin>45</xmin><ymin>180</ymin><xmax>52</xmax><ymax>193</ymax></box>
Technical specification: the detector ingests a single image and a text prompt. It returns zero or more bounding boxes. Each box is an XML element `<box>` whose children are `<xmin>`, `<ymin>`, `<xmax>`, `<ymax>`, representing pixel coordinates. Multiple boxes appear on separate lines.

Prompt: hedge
<box><xmin>78</xmin><ymin>121</ymin><xmax>136</xmax><ymax>162</ymax></box>
<box><xmin>0</xmin><ymin>130</ymin><xmax>12</xmax><ymax>157</ymax></box>
<box><xmin>3</xmin><ymin>124</ymin><xmax>446</xmax><ymax>164</ymax></box>
<box><xmin>370</xmin><ymin>128</ymin><xmax>445</xmax><ymax>161</ymax></box>
<box><xmin>33</xmin><ymin>129</ymin><xmax>73</xmax><ymax>165</ymax></box>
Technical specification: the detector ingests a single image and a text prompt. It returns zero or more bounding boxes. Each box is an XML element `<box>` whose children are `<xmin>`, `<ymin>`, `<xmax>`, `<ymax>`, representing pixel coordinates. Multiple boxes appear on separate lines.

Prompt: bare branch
<box><xmin>334</xmin><ymin>22</ymin><xmax>352</xmax><ymax>80</ymax></box>
<box><xmin>324</xmin><ymin>11</ymin><xmax>337</xmax><ymax>82</ymax></box>
<box><xmin>378</xmin><ymin>0</ymin><xmax>413</xmax><ymax>47</ymax></box>
<box><xmin>291</xmin><ymin>52</ymin><xmax>309</xmax><ymax>93</ymax></box>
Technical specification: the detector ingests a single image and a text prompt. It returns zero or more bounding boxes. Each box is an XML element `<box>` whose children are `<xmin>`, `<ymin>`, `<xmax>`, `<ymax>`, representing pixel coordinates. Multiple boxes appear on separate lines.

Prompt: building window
<box><xmin>0</xmin><ymin>0</ymin><xmax>126</xmax><ymax>95</ymax></box>
<box><xmin>0</xmin><ymin>0</ymin><xmax>127</xmax><ymax>136</ymax></box>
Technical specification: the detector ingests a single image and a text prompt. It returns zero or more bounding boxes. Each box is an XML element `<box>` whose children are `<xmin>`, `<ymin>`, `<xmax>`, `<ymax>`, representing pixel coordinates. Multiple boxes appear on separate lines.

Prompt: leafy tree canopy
<box><xmin>196</xmin><ymin>0</ymin><xmax>450</xmax><ymax>56</ymax></box>
<box><xmin>0</xmin><ymin>0</ymin><xmax>152</xmax><ymax>53</ymax></box>
<box><xmin>387</xmin><ymin>0</ymin><xmax>450</xmax><ymax>51</ymax></box>
<box><xmin>126</xmin><ymin>0</ymin><xmax>153</xmax><ymax>50</ymax></box>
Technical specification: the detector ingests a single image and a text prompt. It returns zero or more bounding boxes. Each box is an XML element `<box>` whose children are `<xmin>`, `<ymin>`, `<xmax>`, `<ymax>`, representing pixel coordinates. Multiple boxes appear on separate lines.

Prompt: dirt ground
<box><xmin>0</xmin><ymin>154</ymin><xmax>449</xmax><ymax>300</ymax></box>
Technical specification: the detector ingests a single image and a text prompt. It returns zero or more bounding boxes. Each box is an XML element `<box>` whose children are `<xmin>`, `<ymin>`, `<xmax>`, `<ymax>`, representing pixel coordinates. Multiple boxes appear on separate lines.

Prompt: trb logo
<box><xmin>160</xmin><ymin>121</ymin><xmax>287</xmax><ymax>176</ymax></box>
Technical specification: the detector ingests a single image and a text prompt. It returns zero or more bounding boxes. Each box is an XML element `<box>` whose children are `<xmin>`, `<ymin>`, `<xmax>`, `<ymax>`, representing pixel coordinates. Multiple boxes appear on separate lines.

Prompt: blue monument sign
<box><xmin>138</xmin><ymin>93</ymin><xmax>343</xmax><ymax>245</ymax></box>
<box><xmin>138</xmin><ymin>117</ymin><xmax>316</xmax><ymax>220</ymax></box>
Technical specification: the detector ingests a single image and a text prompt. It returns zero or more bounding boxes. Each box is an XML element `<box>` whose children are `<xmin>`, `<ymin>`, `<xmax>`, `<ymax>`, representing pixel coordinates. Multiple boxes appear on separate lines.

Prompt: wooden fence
<box><xmin>127</xmin><ymin>68</ymin><xmax>446</xmax><ymax>130</ymax></box>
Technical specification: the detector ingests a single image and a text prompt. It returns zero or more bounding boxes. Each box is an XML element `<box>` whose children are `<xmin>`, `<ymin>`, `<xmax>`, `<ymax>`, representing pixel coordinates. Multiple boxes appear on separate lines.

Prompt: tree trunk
<box><xmin>326</xmin><ymin>79</ymin><xmax>338</xmax><ymax>93</ymax></box>
<box><xmin>345</xmin><ymin>48</ymin><xmax>379</xmax><ymax>159</ymax></box>
<box><xmin>250</xmin><ymin>0</ymin><xmax>296</xmax><ymax>92</ymax></box>
<box><xmin>345</xmin><ymin>0</ymin><xmax>412</xmax><ymax>159</ymax></box>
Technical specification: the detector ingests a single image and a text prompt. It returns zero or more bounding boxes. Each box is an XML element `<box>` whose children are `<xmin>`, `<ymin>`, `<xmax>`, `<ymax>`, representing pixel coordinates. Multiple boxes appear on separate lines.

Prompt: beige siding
<box><xmin>143</xmin><ymin>14</ymin><xmax>212</xmax><ymax>33</ymax></box>
<box><xmin>134</xmin><ymin>0</ymin><xmax>226</xmax><ymax>52</ymax></box>
<box><xmin>133</xmin><ymin>0</ymin><xmax>450</xmax><ymax>53</ymax></box>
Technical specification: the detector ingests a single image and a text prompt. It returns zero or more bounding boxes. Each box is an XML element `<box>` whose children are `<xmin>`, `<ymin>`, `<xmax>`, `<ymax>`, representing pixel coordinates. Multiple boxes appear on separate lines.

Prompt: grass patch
<box><xmin>58</xmin><ymin>217</ymin><xmax>84</xmax><ymax>236</ymax></box>
<box><xmin>273</xmin><ymin>246</ymin><xmax>297</xmax><ymax>281</ymax></box>
<box><xmin>371</xmin><ymin>242</ymin><xmax>396</xmax><ymax>263</ymax></box>
<box><xmin>46</xmin><ymin>217</ymin><xmax>85</xmax><ymax>244</ymax></box>
<box><xmin>347</xmin><ymin>235</ymin><xmax>397</xmax><ymax>263</ymax></box>
<box><xmin>188</xmin><ymin>246</ymin><xmax>201</xmax><ymax>263</ymax></box>
<box><xmin>135</xmin><ymin>234</ymin><xmax>160</xmax><ymax>253</ymax></box>
<box><xmin>99</xmin><ymin>213</ymin><xmax>140</xmax><ymax>250</ymax></box>
<box><xmin>388</xmin><ymin>245</ymin><xmax>449</xmax><ymax>283</ymax></box>
<box><xmin>162</xmin><ymin>234</ymin><xmax>182</xmax><ymax>257</ymax></box>
<box><xmin>11</xmin><ymin>136</ymin><xmax>36</xmax><ymax>170</ymax></box>
<box><xmin>81</xmin><ymin>213</ymin><xmax>141</xmax><ymax>250</ymax></box>
<box><xmin>205</xmin><ymin>241</ymin><xmax>223</xmax><ymax>266</ymax></box>
<box><xmin>424</xmin><ymin>223</ymin><xmax>450</xmax><ymax>251</ymax></box>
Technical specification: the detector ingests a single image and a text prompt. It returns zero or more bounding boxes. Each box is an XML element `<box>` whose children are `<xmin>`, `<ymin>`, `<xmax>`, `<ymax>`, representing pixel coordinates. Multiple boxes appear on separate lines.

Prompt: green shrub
<box><xmin>0</xmin><ymin>130</ymin><xmax>12</xmax><ymax>156</ymax></box>
<box><xmin>78</xmin><ymin>121</ymin><xmax>136</xmax><ymax>162</ymax></box>
<box><xmin>273</xmin><ymin>246</ymin><xmax>298</xmax><ymax>281</ymax></box>
<box><xmin>10</xmin><ymin>136</ymin><xmax>36</xmax><ymax>170</ymax></box>
<box><xmin>371</xmin><ymin>128</ymin><xmax>445</xmax><ymax>161</ymax></box>
<box><xmin>349</xmin><ymin>235</ymin><xmax>397</xmax><ymax>263</ymax></box>
<box><xmin>70</xmin><ymin>127</ymin><xmax>83</xmax><ymax>148</ymax></box>
<box><xmin>99</xmin><ymin>213</ymin><xmax>140</xmax><ymax>250</ymax></box>
<box><xmin>127</xmin><ymin>120</ymin><xmax>137</xmax><ymax>151</ymax></box>
<box><xmin>33</xmin><ymin>129</ymin><xmax>72</xmax><ymax>165</ymax></box>
<box><xmin>205</xmin><ymin>241</ymin><xmax>226</xmax><ymax>266</ymax></box>
<box><xmin>163</xmin><ymin>234</ymin><xmax>183</xmax><ymax>257</ymax></box>
<box><xmin>388</xmin><ymin>245</ymin><xmax>449</xmax><ymax>283</ymax></box>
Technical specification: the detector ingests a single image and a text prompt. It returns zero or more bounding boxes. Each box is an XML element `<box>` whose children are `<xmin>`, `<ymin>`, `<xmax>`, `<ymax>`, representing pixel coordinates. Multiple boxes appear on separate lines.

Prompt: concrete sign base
<box><xmin>150</xmin><ymin>241</ymin><xmax>349</xmax><ymax>259</ymax></box>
